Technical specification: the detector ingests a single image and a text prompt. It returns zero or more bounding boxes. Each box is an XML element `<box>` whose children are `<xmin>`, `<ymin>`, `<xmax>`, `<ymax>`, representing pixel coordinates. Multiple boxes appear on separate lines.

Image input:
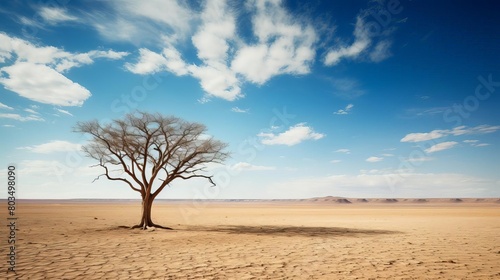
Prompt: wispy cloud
<box><xmin>0</xmin><ymin>102</ymin><xmax>14</xmax><ymax>110</ymax></box>
<box><xmin>231</xmin><ymin>107</ymin><xmax>249</xmax><ymax>113</ymax></box>
<box><xmin>401</xmin><ymin>125</ymin><xmax>500</xmax><ymax>142</ymax></box>
<box><xmin>463</xmin><ymin>140</ymin><xmax>489</xmax><ymax>147</ymax></box>
<box><xmin>323</xmin><ymin>2</ymin><xmax>399</xmax><ymax>66</ymax></box>
<box><xmin>330</xmin><ymin>78</ymin><xmax>365</xmax><ymax>99</ymax></box>
<box><xmin>406</xmin><ymin>156</ymin><xmax>434</xmax><ymax>163</ymax></box>
<box><xmin>54</xmin><ymin>108</ymin><xmax>73</xmax><ymax>116</ymax></box>
<box><xmin>18</xmin><ymin>140</ymin><xmax>82</xmax><ymax>153</ymax></box>
<box><xmin>369</xmin><ymin>40</ymin><xmax>392</xmax><ymax>62</ymax></box>
<box><xmin>258</xmin><ymin>123</ymin><xmax>325</xmax><ymax>146</ymax></box>
<box><xmin>38</xmin><ymin>7</ymin><xmax>78</xmax><ymax>24</ymax></box>
<box><xmin>24</xmin><ymin>108</ymin><xmax>39</xmax><ymax>114</ymax></box>
<box><xmin>19</xmin><ymin>160</ymin><xmax>62</xmax><ymax>175</ymax></box>
<box><xmin>403</xmin><ymin>107</ymin><xmax>448</xmax><ymax>118</ymax></box>
<box><xmin>229</xmin><ymin>162</ymin><xmax>276</xmax><ymax>171</ymax></box>
<box><xmin>0</xmin><ymin>113</ymin><xmax>44</xmax><ymax>122</ymax></box>
<box><xmin>334</xmin><ymin>104</ymin><xmax>354</xmax><ymax>115</ymax></box>
<box><xmin>89</xmin><ymin>0</ymin><xmax>193</xmax><ymax>44</ymax></box>
<box><xmin>424</xmin><ymin>141</ymin><xmax>458</xmax><ymax>154</ymax></box>
<box><xmin>335</xmin><ymin>149</ymin><xmax>351</xmax><ymax>154</ymax></box>
<box><xmin>366</xmin><ymin>156</ymin><xmax>384</xmax><ymax>163</ymax></box>
<box><xmin>324</xmin><ymin>16</ymin><xmax>371</xmax><ymax>66</ymax></box>
<box><xmin>474</xmin><ymin>143</ymin><xmax>490</xmax><ymax>147</ymax></box>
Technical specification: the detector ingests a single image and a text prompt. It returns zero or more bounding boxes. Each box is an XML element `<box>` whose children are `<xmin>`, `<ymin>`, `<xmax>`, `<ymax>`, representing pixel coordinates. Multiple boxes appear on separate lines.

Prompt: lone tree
<box><xmin>75</xmin><ymin>111</ymin><xmax>229</xmax><ymax>230</ymax></box>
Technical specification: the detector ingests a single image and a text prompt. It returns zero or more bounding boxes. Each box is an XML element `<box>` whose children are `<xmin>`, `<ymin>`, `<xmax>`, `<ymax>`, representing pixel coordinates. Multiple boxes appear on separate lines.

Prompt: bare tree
<box><xmin>74</xmin><ymin>111</ymin><xmax>229</xmax><ymax>230</ymax></box>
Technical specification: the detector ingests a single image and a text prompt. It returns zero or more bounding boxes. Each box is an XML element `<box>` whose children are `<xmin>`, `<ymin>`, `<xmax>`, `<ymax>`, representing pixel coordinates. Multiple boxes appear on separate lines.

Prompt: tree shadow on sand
<box><xmin>187</xmin><ymin>225</ymin><xmax>400</xmax><ymax>237</ymax></box>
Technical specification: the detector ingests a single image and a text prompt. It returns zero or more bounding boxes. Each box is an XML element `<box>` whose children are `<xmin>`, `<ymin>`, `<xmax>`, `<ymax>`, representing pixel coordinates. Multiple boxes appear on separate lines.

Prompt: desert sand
<box><xmin>2</xmin><ymin>198</ymin><xmax>499</xmax><ymax>279</ymax></box>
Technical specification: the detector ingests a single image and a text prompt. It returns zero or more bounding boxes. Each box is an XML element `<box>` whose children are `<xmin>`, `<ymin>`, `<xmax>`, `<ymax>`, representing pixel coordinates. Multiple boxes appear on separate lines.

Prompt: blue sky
<box><xmin>0</xmin><ymin>0</ymin><xmax>499</xmax><ymax>199</ymax></box>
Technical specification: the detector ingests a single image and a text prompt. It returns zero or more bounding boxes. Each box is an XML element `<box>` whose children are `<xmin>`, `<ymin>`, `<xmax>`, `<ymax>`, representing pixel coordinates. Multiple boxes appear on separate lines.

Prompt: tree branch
<box><xmin>94</xmin><ymin>161</ymin><xmax>141</xmax><ymax>193</ymax></box>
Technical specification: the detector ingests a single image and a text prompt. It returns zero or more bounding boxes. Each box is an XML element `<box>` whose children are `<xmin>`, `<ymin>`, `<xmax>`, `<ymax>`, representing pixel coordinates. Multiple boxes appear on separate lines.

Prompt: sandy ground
<box><xmin>2</xmin><ymin>200</ymin><xmax>499</xmax><ymax>279</ymax></box>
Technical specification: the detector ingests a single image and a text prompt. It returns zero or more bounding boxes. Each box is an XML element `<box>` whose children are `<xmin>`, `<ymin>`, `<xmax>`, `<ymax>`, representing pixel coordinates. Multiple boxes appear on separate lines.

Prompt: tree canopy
<box><xmin>75</xmin><ymin>111</ymin><xmax>229</xmax><ymax>229</ymax></box>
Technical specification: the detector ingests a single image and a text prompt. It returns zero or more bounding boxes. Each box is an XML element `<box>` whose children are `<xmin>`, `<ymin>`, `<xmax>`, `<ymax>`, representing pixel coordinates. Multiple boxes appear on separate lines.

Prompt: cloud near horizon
<box><xmin>269</xmin><ymin>171</ymin><xmax>494</xmax><ymax>198</ymax></box>
<box><xmin>229</xmin><ymin>162</ymin><xmax>276</xmax><ymax>171</ymax></box>
<box><xmin>18</xmin><ymin>140</ymin><xmax>82</xmax><ymax>153</ymax></box>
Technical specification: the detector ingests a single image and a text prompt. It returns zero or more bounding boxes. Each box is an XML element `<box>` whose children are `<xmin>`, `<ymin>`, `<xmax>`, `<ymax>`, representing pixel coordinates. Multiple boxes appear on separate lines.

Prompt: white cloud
<box><xmin>407</xmin><ymin>156</ymin><xmax>434</xmax><ymax>163</ymax></box>
<box><xmin>369</xmin><ymin>40</ymin><xmax>392</xmax><ymax>62</ymax></box>
<box><xmin>474</xmin><ymin>143</ymin><xmax>490</xmax><ymax>147</ymax></box>
<box><xmin>401</xmin><ymin>130</ymin><xmax>447</xmax><ymax>142</ymax></box>
<box><xmin>24</xmin><ymin>108</ymin><xmax>39</xmax><ymax>114</ymax></box>
<box><xmin>335</xmin><ymin>149</ymin><xmax>351</xmax><ymax>154</ymax></box>
<box><xmin>0</xmin><ymin>62</ymin><xmax>91</xmax><ymax>106</ymax></box>
<box><xmin>189</xmin><ymin>64</ymin><xmax>241</xmax><ymax>101</ymax></box>
<box><xmin>0</xmin><ymin>102</ymin><xmax>14</xmax><ymax>110</ymax></box>
<box><xmin>231</xmin><ymin>0</ymin><xmax>316</xmax><ymax>84</ymax></box>
<box><xmin>401</xmin><ymin>125</ymin><xmax>500</xmax><ymax>143</ymax></box>
<box><xmin>334</xmin><ymin>104</ymin><xmax>354</xmax><ymax>115</ymax></box>
<box><xmin>463</xmin><ymin>139</ymin><xmax>489</xmax><ymax>147</ymax></box>
<box><xmin>323</xmin><ymin>1</ymin><xmax>398</xmax><ymax>67</ymax></box>
<box><xmin>122</xmin><ymin>0</ymin><xmax>191</xmax><ymax>32</ymax></box>
<box><xmin>19</xmin><ymin>160</ymin><xmax>65</xmax><ymax>175</ymax></box>
<box><xmin>229</xmin><ymin>162</ymin><xmax>276</xmax><ymax>171</ymax></box>
<box><xmin>366</xmin><ymin>156</ymin><xmax>383</xmax><ymax>163</ymax></box>
<box><xmin>18</xmin><ymin>16</ymin><xmax>46</xmax><ymax>30</ymax></box>
<box><xmin>0</xmin><ymin>33</ymin><xmax>128</xmax><ymax>73</ymax></box>
<box><xmin>0</xmin><ymin>33</ymin><xmax>128</xmax><ymax>106</ymax></box>
<box><xmin>39</xmin><ymin>7</ymin><xmax>78</xmax><ymax>24</ymax></box>
<box><xmin>87</xmin><ymin>0</ymin><xmax>193</xmax><ymax>45</ymax></box>
<box><xmin>258</xmin><ymin>123</ymin><xmax>325</xmax><ymax>146</ymax></box>
<box><xmin>124</xmin><ymin>1</ymin><xmax>241</xmax><ymax>101</ymax></box>
<box><xmin>2</xmin><ymin>124</ymin><xmax>15</xmax><ymax>128</ymax></box>
<box><xmin>55</xmin><ymin>108</ymin><xmax>73</xmax><ymax>116</ymax></box>
<box><xmin>192</xmin><ymin>0</ymin><xmax>235</xmax><ymax>63</ymax></box>
<box><xmin>231</xmin><ymin>107</ymin><xmax>249</xmax><ymax>113</ymax></box>
<box><xmin>424</xmin><ymin>141</ymin><xmax>458</xmax><ymax>154</ymax></box>
<box><xmin>324</xmin><ymin>16</ymin><xmax>370</xmax><ymax>66</ymax></box>
<box><xmin>460</xmin><ymin>125</ymin><xmax>500</xmax><ymax>135</ymax></box>
<box><xmin>0</xmin><ymin>113</ymin><xmax>44</xmax><ymax>122</ymax></box>
<box><xmin>122</xmin><ymin>0</ymin><xmax>316</xmax><ymax>101</ymax></box>
<box><xmin>330</xmin><ymin>160</ymin><xmax>342</xmax><ymax>164</ymax></box>
<box><xmin>18</xmin><ymin>140</ymin><xmax>82</xmax><ymax>154</ymax></box>
<box><xmin>125</xmin><ymin>48</ymin><xmax>170</xmax><ymax>74</ymax></box>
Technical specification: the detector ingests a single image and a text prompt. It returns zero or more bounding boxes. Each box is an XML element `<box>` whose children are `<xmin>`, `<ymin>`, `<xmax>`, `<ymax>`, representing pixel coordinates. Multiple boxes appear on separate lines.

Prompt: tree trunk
<box><xmin>132</xmin><ymin>194</ymin><xmax>173</xmax><ymax>230</ymax></box>
<box><xmin>140</xmin><ymin>194</ymin><xmax>154</xmax><ymax>229</ymax></box>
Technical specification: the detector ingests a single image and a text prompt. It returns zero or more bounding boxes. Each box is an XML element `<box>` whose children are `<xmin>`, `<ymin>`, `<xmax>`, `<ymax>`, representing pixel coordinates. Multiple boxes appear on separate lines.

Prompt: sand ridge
<box><xmin>2</xmin><ymin>201</ymin><xmax>499</xmax><ymax>279</ymax></box>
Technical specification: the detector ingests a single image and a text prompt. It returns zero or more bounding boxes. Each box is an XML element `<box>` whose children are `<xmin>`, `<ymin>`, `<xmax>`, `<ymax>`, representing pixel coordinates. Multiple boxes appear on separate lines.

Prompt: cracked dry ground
<box><xmin>2</xmin><ymin>202</ymin><xmax>500</xmax><ymax>279</ymax></box>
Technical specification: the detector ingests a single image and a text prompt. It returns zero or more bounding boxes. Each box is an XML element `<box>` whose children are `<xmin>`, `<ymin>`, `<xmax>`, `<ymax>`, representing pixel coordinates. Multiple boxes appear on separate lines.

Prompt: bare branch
<box><xmin>75</xmin><ymin>111</ymin><xmax>229</xmax><ymax>200</ymax></box>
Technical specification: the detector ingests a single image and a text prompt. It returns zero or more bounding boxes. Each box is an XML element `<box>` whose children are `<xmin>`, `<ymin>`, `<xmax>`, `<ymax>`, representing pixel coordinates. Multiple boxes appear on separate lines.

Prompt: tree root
<box><xmin>131</xmin><ymin>223</ymin><xmax>174</xmax><ymax>230</ymax></box>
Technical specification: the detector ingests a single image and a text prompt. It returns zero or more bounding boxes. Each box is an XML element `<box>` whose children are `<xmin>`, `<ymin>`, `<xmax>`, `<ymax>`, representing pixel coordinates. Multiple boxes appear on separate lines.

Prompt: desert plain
<box><xmin>2</xmin><ymin>198</ymin><xmax>500</xmax><ymax>279</ymax></box>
